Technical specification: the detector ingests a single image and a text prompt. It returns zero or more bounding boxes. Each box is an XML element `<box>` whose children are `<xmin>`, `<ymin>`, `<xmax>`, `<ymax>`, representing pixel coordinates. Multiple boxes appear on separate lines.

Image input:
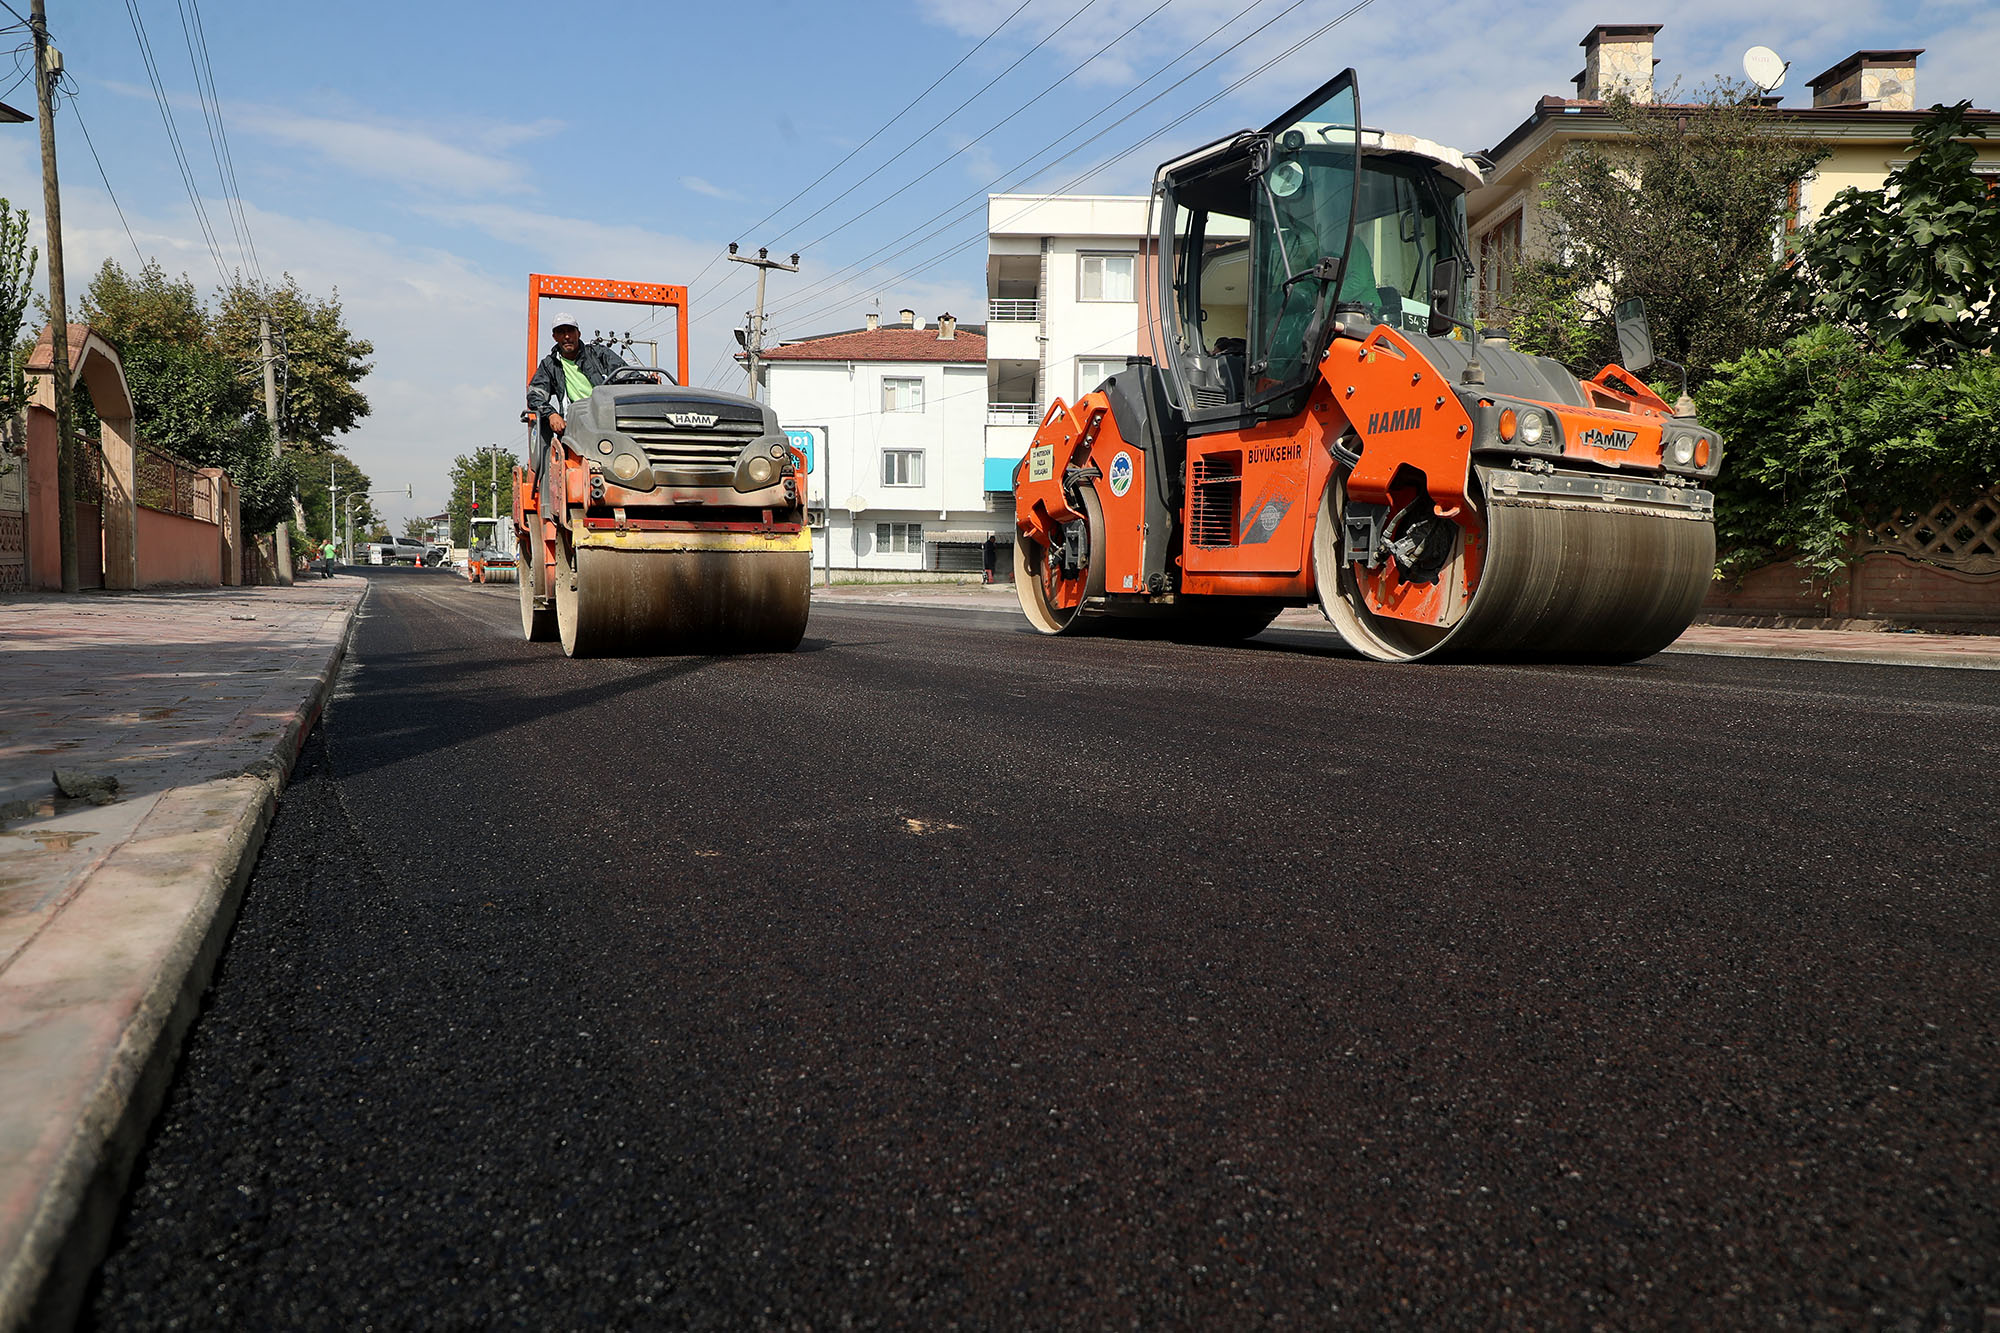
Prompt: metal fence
<box><xmin>137</xmin><ymin>444</ymin><xmax>216</xmax><ymax>522</ymax></box>
<box><xmin>986</xmin><ymin>403</ymin><xmax>1041</xmax><ymax>425</ymax></box>
<box><xmin>988</xmin><ymin>298</ymin><xmax>1041</xmax><ymax>322</ymax></box>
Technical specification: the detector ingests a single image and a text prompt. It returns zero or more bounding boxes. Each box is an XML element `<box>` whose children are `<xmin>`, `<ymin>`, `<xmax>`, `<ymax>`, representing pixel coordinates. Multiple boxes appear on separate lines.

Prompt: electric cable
<box><xmin>121</xmin><ymin>0</ymin><xmax>231</xmax><ymax>284</ymax></box>
<box><xmin>67</xmin><ymin>95</ymin><xmax>146</xmax><ymax>268</ymax></box>
<box><xmin>184</xmin><ymin>0</ymin><xmax>264</xmax><ymax>287</ymax></box>
<box><xmin>766</xmin><ymin>0</ymin><xmax>1378</xmax><ymax>339</ymax></box>
<box><xmin>173</xmin><ymin>0</ymin><xmax>252</xmax><ymax>280</ymax></box>
<box><xmin>685</xmin><ymin>0</ymin><xmax>1037</xmax><ymax>293</ymax></box>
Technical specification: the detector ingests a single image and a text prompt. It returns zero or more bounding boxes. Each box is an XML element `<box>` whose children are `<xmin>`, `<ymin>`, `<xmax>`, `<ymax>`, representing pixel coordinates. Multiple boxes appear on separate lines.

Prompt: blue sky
<box><xmin>10</xmin><ymin>0</ymin><xmax>1997</xmax><ymax>526</ymax></box>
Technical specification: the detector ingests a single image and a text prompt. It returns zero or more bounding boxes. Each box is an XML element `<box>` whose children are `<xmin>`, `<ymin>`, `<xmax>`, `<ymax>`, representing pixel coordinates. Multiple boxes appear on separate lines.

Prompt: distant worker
<box><xmin>525</xmin><ymin>311</ymin><xmax>629</xmax><ymax>439</ymax></box>
<box><xmin>319</xmin><ymin>537</ymin><xmax>337</xmax><ymax>578</ymax></box>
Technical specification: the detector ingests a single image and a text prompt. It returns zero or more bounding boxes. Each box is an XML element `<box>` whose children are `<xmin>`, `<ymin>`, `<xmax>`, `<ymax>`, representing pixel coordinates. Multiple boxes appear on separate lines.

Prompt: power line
<box><xmin>66</xmin><ymin>94</ymin><xmax>145</xmax><ymax>267</ymax></box>
<box><xmin>121</xmin><ymin>0</ymin><xmax>231</xmax><ymax>285</ymax></box>
<box><xmin>787</xmin><ymin>0</ymin><xmax>1108</xmax><ymax>253</ymax></box>
<box><xmin>180</xmin><ymin>0</ymin><xmax>263</xmax><ymax>287</ymax></box>
<box><xmin>684</xmin><ymin>0</ymin><xmax>1037</xmax><ymax>293</ymax></box>
<box><xmin>767</xmin><ymin>0</ymin><xmax>1381</xmax><ymax>340</ymax></box>
<box><xmin>765</xmin><ymin>0</ymin><xmax>1312</xmax><ymax>323</ymax></box>
<box><xmin>788</xmin><ymin>0</ymin><xmax>1170</xmax><ymax>258</ymax></box>
<box><xmin>173</xmin><ymin>0</ymin><xmax>250</xmax><ymax>278</ymax></box>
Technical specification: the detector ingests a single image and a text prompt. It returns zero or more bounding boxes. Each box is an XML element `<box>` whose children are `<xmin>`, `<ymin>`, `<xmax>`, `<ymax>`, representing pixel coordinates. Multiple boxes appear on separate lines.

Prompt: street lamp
<box><xmin>343</xmin><ymin>485</ymin><xmax>412</xmax><ymax>565</ymax></box>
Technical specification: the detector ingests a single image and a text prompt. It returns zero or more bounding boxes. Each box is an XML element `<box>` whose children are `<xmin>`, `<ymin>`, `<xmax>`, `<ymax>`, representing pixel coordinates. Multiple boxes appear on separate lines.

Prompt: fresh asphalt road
<box><xmin>87</xmin><ymin>569</ymin><xmax>1997</xmax><ymax>1329</ymax></box>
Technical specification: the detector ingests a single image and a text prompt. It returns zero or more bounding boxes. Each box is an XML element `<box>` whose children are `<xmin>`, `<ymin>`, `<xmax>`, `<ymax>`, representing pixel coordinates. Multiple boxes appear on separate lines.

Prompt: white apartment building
<box><xmin>984</xmin><ymin>193</ymin><xmax>1155</xmax><ymax>502</ymax></box>
<box><xmin>759</xmin><ymin>311</ymin><xmax>998</xmax><ymax>575</ymax></box>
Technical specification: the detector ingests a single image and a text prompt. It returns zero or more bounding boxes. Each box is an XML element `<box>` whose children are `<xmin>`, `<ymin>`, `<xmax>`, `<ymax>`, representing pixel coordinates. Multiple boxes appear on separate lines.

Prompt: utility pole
<box><xmin>31</xmin><ymin>0</ymin><xmax>77</xmax><ymax>592</ymax></box>
<box><xmin>727</xmin><ymin>244</ymin><xmax>798</xmax><ymax>402</ymax></box>
<box><xmin>259</xmin><ymin>311</ymin><xmax>293</xmax><ymax>584</ymax></box>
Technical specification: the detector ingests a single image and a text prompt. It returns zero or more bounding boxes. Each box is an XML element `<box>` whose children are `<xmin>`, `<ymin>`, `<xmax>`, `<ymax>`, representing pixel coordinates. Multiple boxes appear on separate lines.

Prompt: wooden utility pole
<box><xmin>259</xmin><ymin>311</ymin><xmax>292</xmax><ymax>584</ymax></box>
<box><xmin>31</xmin><ymin>0</ymin><xmax>77</xmax><ymax>592</ymax></box>
<box><xmin>727</xmin><ymin>245</ymin><xmax>798</xmax><ymax>402</ymax></box>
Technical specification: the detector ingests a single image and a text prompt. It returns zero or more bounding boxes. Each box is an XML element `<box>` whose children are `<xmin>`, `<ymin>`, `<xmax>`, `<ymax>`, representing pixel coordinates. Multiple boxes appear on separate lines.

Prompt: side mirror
<box><xmin>1426</xmin><ymin>258</ymin><xmax>1462</xmax><ymax>338</ymax></box>
<box><xmin>1614</xmin><ymin>296</ymin><xmax>1656</xmax><ymax>372</ymax></box>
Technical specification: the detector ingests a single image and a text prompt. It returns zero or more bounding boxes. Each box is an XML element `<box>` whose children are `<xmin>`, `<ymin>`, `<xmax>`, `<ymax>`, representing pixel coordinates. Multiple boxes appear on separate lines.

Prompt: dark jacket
<box><xmin>526</xmin><ymin>341</ymin><xmax>630</xmax><ymax>423</ymax></box>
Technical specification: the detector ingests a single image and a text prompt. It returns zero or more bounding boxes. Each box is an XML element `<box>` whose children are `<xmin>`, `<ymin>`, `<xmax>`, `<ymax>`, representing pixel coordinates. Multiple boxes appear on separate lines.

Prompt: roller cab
<box><xmin>1013</xmin><ymin>70</ymin><xmax>1725</xmax><ymax>663</ymax></box>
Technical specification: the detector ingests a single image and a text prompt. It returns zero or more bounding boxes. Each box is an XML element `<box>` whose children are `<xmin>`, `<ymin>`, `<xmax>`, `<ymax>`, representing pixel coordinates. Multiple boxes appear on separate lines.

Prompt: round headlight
<box><xmin>1518</xmin><ymin>410</ymin><xmax>1546</xmax><ymax>446</ymax></box>
<box><xmin>769</xmin><ymin>442</ymin><xmax>787</xmax><ymax>459</ymax></box>
<box><xmin>610</xmin><ymin>453</ymin><xmax>641</xmax><ymax>481</ymax></box>
<box><xmin>1670</xmin><ymin>434</ymin><xmax>1697</xmax><ymax>466</ymax></box>
<box><xmin>746</xmin><ymin>456</ymin><xmax>776</xmax><ymax>485</ymax></box>
<box><xmin>597</xmin><ymin>439</ymin><xmax>614</xmax><ymax>455</ymax></box>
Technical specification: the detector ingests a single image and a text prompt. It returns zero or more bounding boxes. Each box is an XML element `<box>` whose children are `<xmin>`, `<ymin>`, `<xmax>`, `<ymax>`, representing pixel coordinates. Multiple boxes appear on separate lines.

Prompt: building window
<box><xmin>883</xmin><ymin>376</ymin><xmax>925</xmax><ymax>413</ymax></box>
<box><xmin>1477</xmin><ymin>209</ymin><xmax>1522</xmax><ymax>324</ymax></box>
<box><xmin>881</xmin><ymin>450</ymin><xmax>925</xmax><ymax>486</ymax></box>
<box><xmin>1079</xmin><ymin>252</ymin><xmax>1135</xmax><ymax>302</ymax></box>
<box><xmin>1077</xmin><ymin>357</ymin><xmax>1125</xmax><ymax>397</ymax></box>
<box><xmin>877</xmin><ymin>521</ymin><xmax>923</xmax><ymax>553</ymax></box>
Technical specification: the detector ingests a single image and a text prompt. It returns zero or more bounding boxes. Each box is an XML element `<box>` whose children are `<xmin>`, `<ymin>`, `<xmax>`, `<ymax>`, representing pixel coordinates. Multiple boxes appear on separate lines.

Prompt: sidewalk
<box><xmin>808</xmin><ymin>580</ymin><xmax>2000</xmax><ymax>670</ymax></box>
<box><xmin>0</xmin><ymin>576</ymin><xmax>364</xmax><ymax>1331</ymax></box>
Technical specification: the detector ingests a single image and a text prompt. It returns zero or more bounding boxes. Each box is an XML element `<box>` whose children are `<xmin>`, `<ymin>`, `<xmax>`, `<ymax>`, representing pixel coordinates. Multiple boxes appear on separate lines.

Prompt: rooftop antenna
<box><xmin>1743</xmin><ymin>45</ymin><xmax>1789</xmax><ymax>96</ymax></box>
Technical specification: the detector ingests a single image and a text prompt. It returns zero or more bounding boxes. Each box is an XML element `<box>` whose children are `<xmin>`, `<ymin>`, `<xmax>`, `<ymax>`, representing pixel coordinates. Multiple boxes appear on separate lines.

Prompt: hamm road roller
<box><xmin>1013</xmin><ymin>71</ymin><xmax>1722</xmax><ymax>662</ymax></box>
<box><xmin>513</xmin><ymin>273</ymin><xmax>811</xmax><ymax>657</ymax></box>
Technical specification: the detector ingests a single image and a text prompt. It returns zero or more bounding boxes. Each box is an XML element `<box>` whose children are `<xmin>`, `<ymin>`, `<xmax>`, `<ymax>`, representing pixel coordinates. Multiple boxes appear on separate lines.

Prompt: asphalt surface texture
<box><xmin>86</xmin><ymin>568</ymin><xmax>1998</xmax><ymax>1329</ymax></box>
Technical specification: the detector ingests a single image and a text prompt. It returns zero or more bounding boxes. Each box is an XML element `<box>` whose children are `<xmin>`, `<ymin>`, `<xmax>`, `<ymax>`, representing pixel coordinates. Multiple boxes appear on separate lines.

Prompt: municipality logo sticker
<box><xmin>1108</xmin><ymin>451</ymin><xmax>1134</xmax><ymax>497</ymax></box>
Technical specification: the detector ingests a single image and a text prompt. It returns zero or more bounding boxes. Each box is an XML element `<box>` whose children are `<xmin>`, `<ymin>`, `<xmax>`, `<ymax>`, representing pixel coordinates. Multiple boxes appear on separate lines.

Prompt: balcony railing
<box><xmin>986</xmin><ymin>403</ymin><xmax>1041</xmax><ymax>426</ymax></box>
<box><xmin>988</xmin><ymin>298</ymin><xmax>1041</xmax><ymax>322</ymax></box>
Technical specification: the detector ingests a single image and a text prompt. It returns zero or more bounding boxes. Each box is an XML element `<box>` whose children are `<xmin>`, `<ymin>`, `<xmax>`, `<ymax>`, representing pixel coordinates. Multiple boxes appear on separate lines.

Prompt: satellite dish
<box><xmin>1743</xmin><ymin>46</ymin><xmax>1788</xmax><ymax>94</ymax></box>
<box><xmin>845</xmin><ymin>494</ymin><xmax>869</xmax><ymax>514</ymax></box>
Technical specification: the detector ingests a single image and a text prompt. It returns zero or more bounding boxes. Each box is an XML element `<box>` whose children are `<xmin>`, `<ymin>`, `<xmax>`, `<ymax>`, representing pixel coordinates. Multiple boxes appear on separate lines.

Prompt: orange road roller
<box><xmin>1013</xmin><ymin>72</ymin><xmax>1721</xmax><ymax>662</ymax></box>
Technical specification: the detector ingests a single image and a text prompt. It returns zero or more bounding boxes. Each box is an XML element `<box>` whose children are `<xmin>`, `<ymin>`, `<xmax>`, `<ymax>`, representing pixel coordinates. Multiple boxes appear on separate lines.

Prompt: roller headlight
<box><xmin>768</xmin><ymin>442</ymin><xmax>787</xmax><ymax>459</ymax></box>
<box><xmin>745</xmin><ymin>456</ymin><xmax>776</xmax><ymax>485</ymax></box>
<box><xmin>597</xmin><ymin>439</ymin><xmax>614</xmax><ymax>455</ymax></box>
<box><xmin>1670</xmin><ymin>434</ymin><xmax>1697</xmax><ymax>467</ymax></box>
<box><xmin>1517</xmin><ymin>410</ymin><xmax>1546</xmax><ymax>446</ymax></box>
<box><xmin>610</xmin><ymin>453</ymin><xmax>641</xmax><ymax>481</ymax></box>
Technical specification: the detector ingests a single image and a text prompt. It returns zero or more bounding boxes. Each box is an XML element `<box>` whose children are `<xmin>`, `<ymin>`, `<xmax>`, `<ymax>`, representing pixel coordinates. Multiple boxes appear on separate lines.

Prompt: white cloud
<box><xmin>680</xmin><ymin>176</ymin><xmax>743</xmax><ymax>201</ymax></box>
<box><xmin>238</xmin><ymin>109</ymin><xmax>540</xmax><ymax>197</ymax></box>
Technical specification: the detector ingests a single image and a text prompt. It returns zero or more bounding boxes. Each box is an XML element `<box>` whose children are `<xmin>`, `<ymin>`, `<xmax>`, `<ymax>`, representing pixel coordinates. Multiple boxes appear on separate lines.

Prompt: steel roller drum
<box><xmin>555</xmin><ymin>546</ymin><xmax>811</xmax><ymax>658</ymax></box>
<box><xmin>1320</xmin><ymin>468</ymin><xmax>1716</xmax><ymax>663</ymax></box>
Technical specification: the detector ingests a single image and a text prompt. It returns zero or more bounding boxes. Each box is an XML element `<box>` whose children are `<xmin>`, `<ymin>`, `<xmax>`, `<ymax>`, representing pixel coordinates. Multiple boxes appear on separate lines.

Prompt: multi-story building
<box><xmin>983</xmin><ymin>193</ymin><xmax>1156</xmax><ymax>506</ymax></box>
<box><xmin>759</xmin><ymin>311</ymin><xmax>996</xmax><ymax>575</ymax></box>
<box><xmin>1468</xmin><ymin>24</ymin><xmax>2000</xmax><ymax>321</ymax></box>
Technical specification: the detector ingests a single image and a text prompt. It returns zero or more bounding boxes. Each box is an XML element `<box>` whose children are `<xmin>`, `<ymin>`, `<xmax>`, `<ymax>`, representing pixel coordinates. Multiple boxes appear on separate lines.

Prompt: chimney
<box><xmin>1808</xmin><ymin>49</ymin><xmax>1922</xmax><ymax>110</ymax></box>
<box><xmin>938</xmin><ymin>313</ymin><xmax>956</xmax><ymax>341</ymax></box>
<box><xmin>899</xmin><ymin>308</ymin><xmax>916</xmax><ymax>328</ymax></box>
<box><xmin>865</xmin><ymin>311</ymin><xmax>879</xmax><ymax>332</ymax></box>
<box><xmin>1574</xmin><ymin>24</ymin><xmax>1661</xmax><ymax>103</ymax></box>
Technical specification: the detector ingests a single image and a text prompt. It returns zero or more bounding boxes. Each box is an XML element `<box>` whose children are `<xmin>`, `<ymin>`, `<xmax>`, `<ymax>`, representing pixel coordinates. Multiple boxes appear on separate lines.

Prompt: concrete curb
<box><xmin>0</xmin><ymin>586</ymin><xmax>366</xmax><ymax>1333</ymax></box>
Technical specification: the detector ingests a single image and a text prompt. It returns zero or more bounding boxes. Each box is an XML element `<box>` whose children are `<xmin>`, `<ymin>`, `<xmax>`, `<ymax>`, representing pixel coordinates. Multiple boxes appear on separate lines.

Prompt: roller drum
<box><xmin>1320</xmin><ymin>469</ymin><xmax>1715</xmax><ymax>663</ymax></box>
<box><xmin>556</xmin><ymin>545</ymin><xmax>811</xmax><ymax>658</ymax></box>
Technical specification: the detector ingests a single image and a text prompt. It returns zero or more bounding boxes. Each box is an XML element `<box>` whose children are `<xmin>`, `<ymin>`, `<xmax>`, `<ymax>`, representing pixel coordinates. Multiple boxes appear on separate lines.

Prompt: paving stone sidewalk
<box><xmin>808</xmin><ymin>580</ymin><xmax>2000</xmax><ymax>669</ymax></box>
<box><xmin>0</xmin><ymin>576</ymin><xmax>364</xmax><ymax>1332</ymax></box>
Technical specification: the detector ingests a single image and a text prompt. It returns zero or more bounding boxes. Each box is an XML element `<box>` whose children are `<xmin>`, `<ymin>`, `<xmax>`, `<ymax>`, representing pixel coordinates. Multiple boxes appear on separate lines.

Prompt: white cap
<box><xmin>550</xmin><ymin>310</ymin><xmax>582</xmax><ymax>332</ymax></box>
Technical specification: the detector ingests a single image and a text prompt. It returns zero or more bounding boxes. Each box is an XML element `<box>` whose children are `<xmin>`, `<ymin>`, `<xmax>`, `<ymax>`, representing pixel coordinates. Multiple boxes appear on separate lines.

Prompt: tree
<box><xmin>79</xmin><ymin>258</ymin><xmax>206</xmax><ymax>348</ymax></box>
<box><xmin>114</xmin><ymin>337</ymin><xmax>294</xmax><ymax>533</ymax></box>
<box><xmin>1797</xmin><ymin>102</ymin><xmax>2000</xmax><ymax>358</ymax></box>
<box><xmin>1697</xmin><ymin>324</ymin><xmax>2000</xmax><ymax>574</ymax></box>
<box><xmin>213</xmin><ymin>274</ymin><xmax>373</xmax><ymax>450</ymax></box>
<box><xmin>1509</xmin><ymin>84</ymin><xmax>1828</xmax><ymax>382</ymax></box>
<box><xmin>444</xmin><ymin>445</ymin><xmax>520</xmax><ymax>546</ymax></box>
<box><xmin>0</xmin><ymin>200</ymin><xmax>36</xmax><ymax>469</ymax></box>
<box><xmin>293</xmin><ymin>450</ymin><xmax>376</xmax><ymax>544</ymax></box>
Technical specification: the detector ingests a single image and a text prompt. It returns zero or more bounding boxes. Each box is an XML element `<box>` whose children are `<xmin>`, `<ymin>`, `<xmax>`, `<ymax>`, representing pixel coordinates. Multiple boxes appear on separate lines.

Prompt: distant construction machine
<box><xmin>512</xmin><ymin>274</ymin><xmax>811</xmax><ymax>657</ymax></box>
<box><xmin>1012</xmin><ymin>72</ymin><xmax>1723</xmax><ymax>662</ymax></box>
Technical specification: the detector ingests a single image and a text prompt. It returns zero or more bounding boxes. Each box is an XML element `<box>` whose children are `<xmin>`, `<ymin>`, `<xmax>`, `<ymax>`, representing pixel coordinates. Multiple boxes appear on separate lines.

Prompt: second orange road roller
<box><xmin>512</xmin><ymin>274</ymin><xmax>811</xmax><ymax>657</ymax></box>
<box><xmin>1013</xmin><ymin>71</ymin><xmax>1723</xmax><ymax>662</ymax></box>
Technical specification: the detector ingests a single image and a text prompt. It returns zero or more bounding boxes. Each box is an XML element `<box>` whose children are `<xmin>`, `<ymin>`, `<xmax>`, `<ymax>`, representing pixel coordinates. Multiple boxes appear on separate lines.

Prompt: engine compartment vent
<box><xmin>1190</xmin><ymin>451</ymin><xmax>1241</xmax><ymax>548</ymax></box>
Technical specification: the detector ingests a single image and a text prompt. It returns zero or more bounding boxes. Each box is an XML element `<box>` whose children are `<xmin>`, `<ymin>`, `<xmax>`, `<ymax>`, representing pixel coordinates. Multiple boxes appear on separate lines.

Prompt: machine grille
<box><xmin>1190</xmin><ymin>453</ymin><xmax>1241</xmax><ymax>548</ymax></box>
<box><xmin>616</xmin><ymin>417</ymin><xmax>760</xmax><ymax>473</ymax></box>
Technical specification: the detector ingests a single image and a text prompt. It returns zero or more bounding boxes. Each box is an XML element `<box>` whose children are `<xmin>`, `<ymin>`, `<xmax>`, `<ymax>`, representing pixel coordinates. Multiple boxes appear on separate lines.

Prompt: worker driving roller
<box><xmin>526</xmin><ymin>312</ymin><xmax>633</xmax><ymax>441</ymax></box>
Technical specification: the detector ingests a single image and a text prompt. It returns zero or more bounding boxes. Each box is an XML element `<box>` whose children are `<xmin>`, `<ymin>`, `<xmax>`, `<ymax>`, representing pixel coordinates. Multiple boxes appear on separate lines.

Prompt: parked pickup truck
<box><xmin>366</xmin><ymin>537</ymin><xmax>431</xmax><ymax>565</ymax></box>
